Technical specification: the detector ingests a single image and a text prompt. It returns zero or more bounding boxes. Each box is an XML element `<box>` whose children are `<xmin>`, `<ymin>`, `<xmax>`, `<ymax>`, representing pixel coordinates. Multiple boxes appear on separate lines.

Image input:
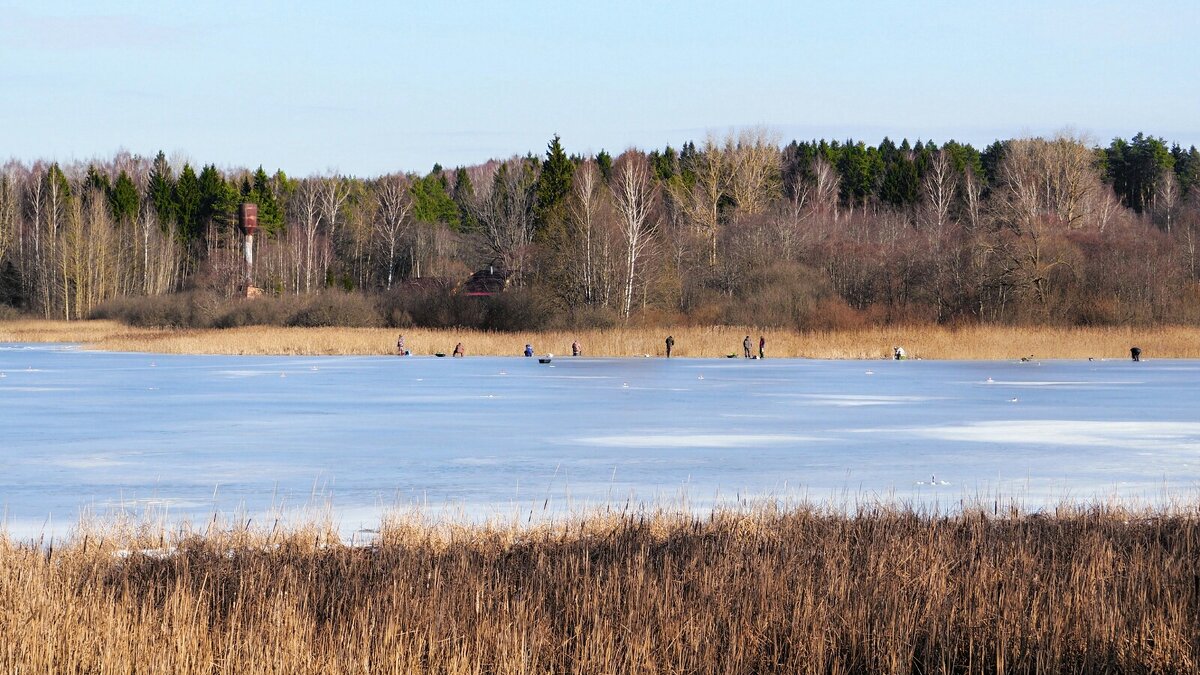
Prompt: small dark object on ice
<box><xmin>538</xmin><ymin>356</ymin><xmax>552</xmax><ymax>364</ymax></box>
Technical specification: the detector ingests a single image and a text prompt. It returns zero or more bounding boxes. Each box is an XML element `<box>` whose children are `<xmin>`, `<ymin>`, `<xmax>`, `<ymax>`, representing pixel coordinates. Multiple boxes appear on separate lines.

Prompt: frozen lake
<box><xmin>2</xmin><ymin>343</ymin><xmax>1199</xmax><ymax>540</ymax></box>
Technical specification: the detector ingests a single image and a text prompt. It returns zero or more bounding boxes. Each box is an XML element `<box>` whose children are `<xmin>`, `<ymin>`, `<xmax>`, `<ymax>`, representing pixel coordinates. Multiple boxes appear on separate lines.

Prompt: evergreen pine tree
<box><xmin>1172</xmin><ymin>145</ymin><xmax>1200</xmax><ymax>196</ymax></box>
<box><xmin>453</xmin><ymin>167</ymin><xmax>478</xmax><ymax>232</ymax></box>
<box><xmin>880</xmin><ymin>156</ymin><xmax>919</xmax><ymax>206</ymax></box>
<box><xmin>651</xmin><ymin>146</ymin><xmax>679</xmax><ymax>181</ymax></box>
<box><xmin>174</xmin><ymin>163</ymin><xmax>201</xmax><ymax>243</ymax></box>
<box><xmin>84</xmin><ymin>165</ymin><xmax>110</xmax><ymax>199</ymax></box>
<box><xmin>198</xmin><ymin>164</ymin><xmax>237</xmax><ymax>240</ymax></box>
<box><xmin>251</xmin><ymin>167</ymin><xmax>283</xmax><ymax>231</ymax></box>
<box><xmin>596</xmin><ymin>149</ymin><xmax>614</xmax><ymax>181</ymax></box>
<box><xmin>980</xmin><ymin>141</ymin><xmax>1006</xmax><ymax>186</ymax></box>
<box><xmin>147</xmin><ymin>151</ymin><xmax>177</xmax><ymax>228</ymax></box>
<box><xmin>109</xmin><ymin>170</ymin><xmax>139</xmax><ymax>224</ymax></box>
<box><xmin>837</xmin><ymin>141</ymin><xmax>879</xmax><ymax>206</ymax></box>
<box><xmin>411</xmin><ymin>170</ymin><xmax>460</xmax><ymax>228</ymax></box>
<box><xmin>535</xmin><ymin>134</ymin><xmax>574</xmax><ymax>232</ymax></box>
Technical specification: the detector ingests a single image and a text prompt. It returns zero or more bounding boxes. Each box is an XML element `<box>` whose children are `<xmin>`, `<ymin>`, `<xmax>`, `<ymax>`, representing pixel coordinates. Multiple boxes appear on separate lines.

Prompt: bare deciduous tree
<box><xmin>0</xmin><ymin>166</ymin><xmax>16</xmax><ymax>270</ymax></box>
<box><xmin>726</xmin><ymin>128</ymin><xmax>781</xmax><ymax>218</ymax></box>
<box><xmin>961</xmin><ymin>168</ymin><xmax>984</xmax><ymax>232</ymax></box>
<box><xmin>671</xmin><ymin>136</ymin><xmax>726</xmax><ymax>266</ymax></box>
<box><xmin>611</xmin><ymin>151</ymin><xmax>659</xmax><ymax>318</ymax></box>
<box><xmin>810</xmin><ymin>156</ymin><xmax>840</xmax><ymax>220</ymax></box>
<box><xmin>374</xmin><ymin>174</ymin><xmax>413</xmax><ymax>290</ymax></box>
<box><xmin>318</xmin><ymin>175</ymin><xmax>351</xmax><ymax>284</ymax></box>
<box><xmin>566</xmin><ymin>160</ymin><xmax>606</xmax><ymax>304</ymax></box>
<box><xmin>1155</xmin><ymin>171</ymin><xmax>1180</xmax><ymax>235</ymax></box>
<box><xmin>290</xmin><ymin>179</ymin><xmax>324</xmax><ymax>294</ymax></box>
<box><xmin>921</xmin><ymin>149</ymin><xmax>957</xmax><ymax>234</ymax></box>
<box><xmin>471</xmin><ymin>159</ymin><xmax>538</xmax><ymax>286</ymax></box>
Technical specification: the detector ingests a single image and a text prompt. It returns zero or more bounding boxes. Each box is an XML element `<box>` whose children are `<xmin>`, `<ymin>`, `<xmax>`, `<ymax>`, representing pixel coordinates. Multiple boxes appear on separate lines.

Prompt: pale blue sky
<box><xmin>2</xmin><ymin>1</ymin><xmax>1197</xmax><ymax>176</ymax></box>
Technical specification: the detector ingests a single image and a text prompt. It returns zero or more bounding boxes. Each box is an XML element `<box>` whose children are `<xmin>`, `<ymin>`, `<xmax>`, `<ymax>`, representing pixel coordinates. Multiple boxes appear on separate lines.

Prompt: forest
<box><xmin>0</xmin><ymin>130</ymin><xmax>1197</xmax><ymax>330</ymax></box>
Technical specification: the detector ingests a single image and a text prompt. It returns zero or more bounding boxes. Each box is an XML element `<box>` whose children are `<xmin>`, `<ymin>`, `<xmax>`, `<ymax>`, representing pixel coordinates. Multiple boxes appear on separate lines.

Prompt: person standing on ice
<box><xmin>571</xmin><ymin>340</ymin><xmax>581</xmax><ymax>356</ymax></box>
<box><xmin>452</xmin><ymin>342</ymin><xmax>465</xmax><ymax>357</ymax></box>
<box><xmin>665</xmin><ymin>335</ymin><xmax>675</xmax><ymax>358</ymax></box>
<box><xmin>396</xmin><ymin>334</ymin><xmax>407</xmax><ymax>356</ymax></box>
<box><xmin>524</xmin><ymin>344</ymin><xmax>534</xmax><ymax>357</ymax></box>
<box><xmin>743</xmin><ymin>336</ymin><xmax>752</xmax><ymax>358</ymax></box>
<box><xmin>758</xmin><ymin>336</ymin><xmax>766</xmax><ymax>359</ymax></box>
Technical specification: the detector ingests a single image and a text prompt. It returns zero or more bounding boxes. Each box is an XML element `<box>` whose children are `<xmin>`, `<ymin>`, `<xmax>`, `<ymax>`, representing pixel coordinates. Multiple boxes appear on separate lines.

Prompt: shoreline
<box><xmin>5</xmin><ymin>502</ymin><xmax>1199</xmax><ymax>672</ymax></box>
<box><xmin>3</xmin><ymin>319</ymin><xmax>1198</xmax><ymax>359</ymax></box>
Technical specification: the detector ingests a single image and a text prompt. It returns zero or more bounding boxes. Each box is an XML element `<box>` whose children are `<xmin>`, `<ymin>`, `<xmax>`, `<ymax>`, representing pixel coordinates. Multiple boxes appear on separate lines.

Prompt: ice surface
<box><xmin>2</xmin><ymin>343</ymin><xmax>1199</xmax><ymax>541</ymax></box>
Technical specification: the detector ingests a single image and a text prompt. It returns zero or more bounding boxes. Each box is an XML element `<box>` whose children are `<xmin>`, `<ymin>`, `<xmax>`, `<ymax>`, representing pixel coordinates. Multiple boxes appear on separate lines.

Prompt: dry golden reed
<box><xmin>2</xmin><ymin>503</ymin><xmax>1198</xmax><ymax>674</ymax></box>
<box><xmin>4</xmin><ymin>319</ymin><xmax>1199</xmax><ymax>359</ymax></box>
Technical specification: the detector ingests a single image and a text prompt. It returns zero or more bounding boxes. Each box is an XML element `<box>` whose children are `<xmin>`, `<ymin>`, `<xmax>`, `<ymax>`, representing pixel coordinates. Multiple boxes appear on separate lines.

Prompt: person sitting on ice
<box><xmin>893</xmin><ymin>346</ymin><xmax>906</xmax><ymax>360</ymax></box>
<box><xmin>524</xmin><ymin>344</ymin><xmax>534</xmax><ymax>357</ymax></box>
<box><xmin>452</xmin><ymin>342</ymin><xmax>465</xmax><ymax>357</ymax></box>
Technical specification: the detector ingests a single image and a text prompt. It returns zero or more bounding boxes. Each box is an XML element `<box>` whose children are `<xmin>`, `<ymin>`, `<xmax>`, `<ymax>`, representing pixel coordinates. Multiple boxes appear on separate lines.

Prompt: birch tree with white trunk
<box><xmin>611</xmin><ymin>151</ymin><xmax>659</xmax><ymax>318</ymax></box>
<box><xmin>374</xmin><ymin>174</ymin><xmax>412</xmax><ymax>290</ymax></box>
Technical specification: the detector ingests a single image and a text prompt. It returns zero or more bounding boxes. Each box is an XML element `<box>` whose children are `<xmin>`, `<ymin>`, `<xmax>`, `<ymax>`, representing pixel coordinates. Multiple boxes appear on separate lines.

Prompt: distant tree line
<box><xmin>1</xmin><ymin>131</ymin><xmax>1198</xmax><ymax>328</ymax></box>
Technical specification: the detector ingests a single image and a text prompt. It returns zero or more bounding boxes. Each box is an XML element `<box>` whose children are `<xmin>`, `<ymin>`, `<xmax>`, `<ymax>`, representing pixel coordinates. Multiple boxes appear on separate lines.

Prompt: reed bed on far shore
<box><xmin>2</xmin><ymin>502</ymin><xmax>1199</xmax><ymax>673</ymax></box>
<box><xmin>3</xmin><ymin>318</ymin><xmax>1198</xmax><ymax>359</ymax></box>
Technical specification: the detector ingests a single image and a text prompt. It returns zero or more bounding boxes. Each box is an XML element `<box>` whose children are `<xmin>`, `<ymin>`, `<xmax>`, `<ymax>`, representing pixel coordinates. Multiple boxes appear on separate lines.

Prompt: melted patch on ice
<box><xmin>912</xmin><ymin>420</ymin><xmax>1200</xmax><ymax>451</ymax></box>
<box><xmin>54</xmin><ymin>456</ymin><xmax>128</xmax><ymax>469</ymax></box>
<box><xmin>576</xmin><ymin>433</ymin><xmax>819</xmax><ymax>448</ymax></box>
<box><xmin>216</xmin><ymin>370</ymin><xmax>271</xmax><ymax>378</ymax></box>
<box><xmin>985</xmin><ymin>380</ymin><xmax>1136</xmax><ymax>387</ymax></box>
<box><xmin>798</xmin><ymin>394</ymin><xmax>939</xmax><ymax>407</ymax></box>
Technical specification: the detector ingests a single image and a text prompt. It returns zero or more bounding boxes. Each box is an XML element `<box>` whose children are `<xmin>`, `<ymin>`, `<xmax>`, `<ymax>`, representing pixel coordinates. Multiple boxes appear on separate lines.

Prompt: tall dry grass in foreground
<box><xmin>2</xmin><ymin>504</ymin><xmax>1199</xmax><ymax>673</ymax></box>
<box><xmin>3</xmin><ymin>319</ymin><xmax>1199</xmax><ymax>359</ymax></box>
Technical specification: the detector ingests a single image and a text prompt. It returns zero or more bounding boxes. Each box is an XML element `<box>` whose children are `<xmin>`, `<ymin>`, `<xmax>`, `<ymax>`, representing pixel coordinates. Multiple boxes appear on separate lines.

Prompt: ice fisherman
<box><xmin>758</xmin><ymin>336</ymin><xmax>766</xmax><ymax>359</ymax></box>
<box><xmin>743</xmin><ymin>336</ymin><xmax>752</xmax><ymax>359</ymax></box>
<box><xmin>1131</xmin><ymin>346</ymin><xmax>1142</xmax><ymax>362</ymax></box>
<box><xmin>665</xmin><ymin>335</ymin><xmax>675</xmax><ymax>358</ymax></box>
<box><xmin>524</xmin><ymin>344</ymin><xmax>534</xmax><ymax>358</ymax></box>
<box><xmin>893</xmin><ymin>346</ymin><xmax>907</xmax><ymax>360</ymax></box>
<box><xmin>453</xmin><ymin>342</ymin><xmax>465</xmax><ymax>357</ymax></box>
<box><xmin>396</xmin><ymin>334</ymin><xmax>408</xmax><ymax>356</ymax></box>
<box><xmin>571</xmin><ymin>340</ymin><xmax>581</xmax><ymax>357</ymax></box>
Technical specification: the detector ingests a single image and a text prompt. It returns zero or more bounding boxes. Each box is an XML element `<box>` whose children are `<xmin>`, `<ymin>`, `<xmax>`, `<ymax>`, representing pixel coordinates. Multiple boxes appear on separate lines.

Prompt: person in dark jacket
<box><xmin>1131</xmin><ymin>346</ymin><xmax>1142</xmax><ymax>362</ymax></box>
<box><xmin>758</xmin><ymin>336</ymin><xmax>766</xmax><ymax>359</ymax></box>
<box><xmin>743</xmin><ymin>336</ymin><xmax>752</xmax><ymax>358</ymax></box>
<box><xmin>665</xmin><ymin>335</ymin><xmax>675</xmax><ymax>358</ymax></box>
